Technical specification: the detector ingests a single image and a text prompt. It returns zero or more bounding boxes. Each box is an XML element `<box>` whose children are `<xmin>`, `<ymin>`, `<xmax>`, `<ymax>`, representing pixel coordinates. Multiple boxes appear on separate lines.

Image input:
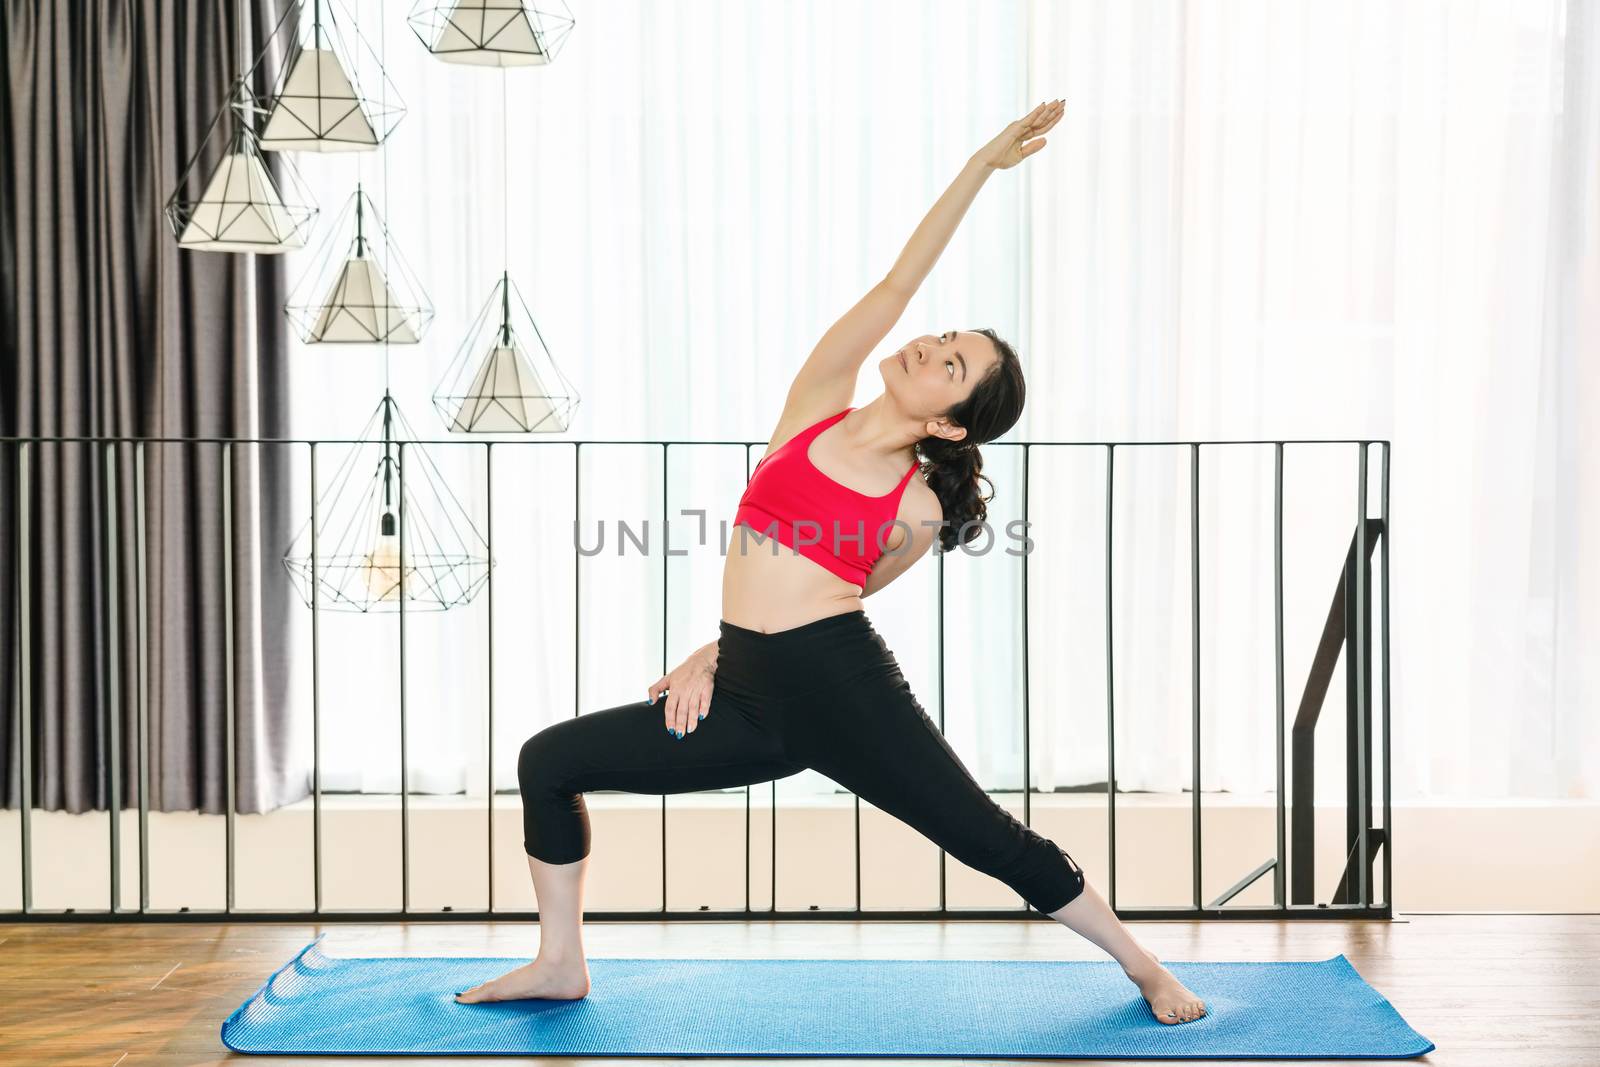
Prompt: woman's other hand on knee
<box><xmin>648</xmin><ymin>646</ymin><xmax>716</xmax><ymax>739</ymax></box>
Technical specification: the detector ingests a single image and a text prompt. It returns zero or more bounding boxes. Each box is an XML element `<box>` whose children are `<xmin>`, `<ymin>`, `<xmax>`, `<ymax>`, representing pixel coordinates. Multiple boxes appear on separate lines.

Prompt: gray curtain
<box><xmin>1</xmin><ymin>0</ymin><xmax>307</xmax><ymax>816</ymax></box>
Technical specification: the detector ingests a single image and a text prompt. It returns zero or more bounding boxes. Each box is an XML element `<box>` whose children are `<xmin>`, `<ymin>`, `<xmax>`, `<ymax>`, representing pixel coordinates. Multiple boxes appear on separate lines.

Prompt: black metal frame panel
<box><xmin>4</xmin><ymin>434</ymin><xmax>1392</xmax><ymax>922</ymax></box>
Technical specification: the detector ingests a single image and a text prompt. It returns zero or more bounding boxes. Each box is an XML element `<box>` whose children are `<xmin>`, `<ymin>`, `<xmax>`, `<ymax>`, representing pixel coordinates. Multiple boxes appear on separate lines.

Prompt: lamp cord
<box><xmin>502</xmin><ymin>67</ymin><xmax>509</xmax><ymax>274</ymax></box>
<box><xmin>381</xmin><ymin>0</ymin><xmax>389</xmax><ymax>399</ymax></box>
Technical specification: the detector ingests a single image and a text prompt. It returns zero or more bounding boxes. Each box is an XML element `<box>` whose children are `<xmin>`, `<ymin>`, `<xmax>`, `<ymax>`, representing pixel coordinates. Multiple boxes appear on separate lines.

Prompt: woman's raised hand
<box><xmin>648</xmin><ymin>646</ymin><xmax>716</xmax><ymax>739</ymax></box>
<box><xmin>976</xmin><ymin>98</ymin><xmax>1064</xmax><ymax>170</ymax></box>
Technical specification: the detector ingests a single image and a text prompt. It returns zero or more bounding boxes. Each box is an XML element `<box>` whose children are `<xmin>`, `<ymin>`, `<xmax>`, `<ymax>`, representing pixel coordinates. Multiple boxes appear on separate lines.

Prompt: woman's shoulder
<box><xmin>877</xmin><ymin>474</ymin><xmax>941</xmax><ymax>557</ymax></box>
<box><xmin>899</xmin><ymin>470</ymin><xmax>942</xmax><ymax>524</ymax></box>
<box><xmin>759</xmin><ymin>397</ymin><xmax>850</xmax><ymax>458</ymax></box>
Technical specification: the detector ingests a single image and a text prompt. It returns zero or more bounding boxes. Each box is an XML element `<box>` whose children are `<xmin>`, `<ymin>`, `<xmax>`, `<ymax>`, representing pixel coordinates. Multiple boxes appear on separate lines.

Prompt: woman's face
<box><xmin>880</xmin><ymin>329</ymin><xmax>999</xmax><ymax>420</ymax></box>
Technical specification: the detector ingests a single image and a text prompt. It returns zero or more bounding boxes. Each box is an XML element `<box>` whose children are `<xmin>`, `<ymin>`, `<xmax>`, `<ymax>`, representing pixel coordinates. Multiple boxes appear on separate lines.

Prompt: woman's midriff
<box><xmin>721</xmin><ymin>520</ymin><xmax>865</xmax><ymax>633</ymax></box>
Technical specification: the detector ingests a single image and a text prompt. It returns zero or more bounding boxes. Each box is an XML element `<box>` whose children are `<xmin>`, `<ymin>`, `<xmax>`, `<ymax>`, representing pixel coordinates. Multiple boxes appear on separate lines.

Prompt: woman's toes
<box><xmin>455</xmin><ymin>981</ymin><xmax>490</xmax><ymax>1004</ymax></box>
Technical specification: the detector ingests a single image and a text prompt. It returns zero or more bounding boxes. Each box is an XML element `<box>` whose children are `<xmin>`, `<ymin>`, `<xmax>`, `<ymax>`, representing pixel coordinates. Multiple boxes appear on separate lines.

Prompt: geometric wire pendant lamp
<box><xmin>407</xmin><ymin>0</ymin><xmax>576</xmax><ymax>67</ymax></box>
<box><xmin>164</xmin><ymin>80</ymin><xmax>320</xmax><ymax>253</ymax></box>
<box><xmin>284</xmin><ymin>184</ymin><xmax>434</xmax><ymax>343</ymax></box>
<box><xmin>432</xmin><ymin>271</ymin><xmax>580</xmax><ymax>432</ymax></box>
<box><xmin>282</xmin><ymin>392</ymin><xmax>493</xmax><ymax>612</ymax></box>
<box><xmin>259</xmin><ymin>0</ymin><xmax>405</xmax><ymax>151</ymax></box>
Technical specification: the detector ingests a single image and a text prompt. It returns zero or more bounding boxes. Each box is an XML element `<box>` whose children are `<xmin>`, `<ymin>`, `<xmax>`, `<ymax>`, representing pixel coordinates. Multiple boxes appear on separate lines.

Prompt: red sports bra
<box><xmin>733</xmin><ymin>407</ymin><xmax>921</xmax><ymax>588</ymax></box>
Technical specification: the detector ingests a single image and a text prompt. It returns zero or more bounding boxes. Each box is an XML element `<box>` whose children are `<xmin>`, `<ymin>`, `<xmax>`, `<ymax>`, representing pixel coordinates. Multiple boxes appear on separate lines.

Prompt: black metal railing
<box><xmin>2</xmin><ymin>434</ymin><xmax>1392</xmax><ymax>922</ymax></box>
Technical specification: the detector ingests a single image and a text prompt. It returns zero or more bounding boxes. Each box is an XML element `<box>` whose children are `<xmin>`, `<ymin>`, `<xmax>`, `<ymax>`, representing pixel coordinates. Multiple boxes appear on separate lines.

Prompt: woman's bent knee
<box><xmin>518</xmin><ymin>724</ymin><xmax>572</xmax><ymax>793</ymax></box>
<box><xmin>518</xmin><ymin>724</ymin><xmax>590</xmax><ymax>863</ymax></box>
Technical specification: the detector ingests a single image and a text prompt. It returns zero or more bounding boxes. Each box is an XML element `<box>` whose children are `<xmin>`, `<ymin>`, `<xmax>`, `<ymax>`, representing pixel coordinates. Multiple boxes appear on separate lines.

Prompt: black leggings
<box><xmin>517</xmin><ymin>608</ymin><xmax>1086</xmax><ymax>914</ymax></box>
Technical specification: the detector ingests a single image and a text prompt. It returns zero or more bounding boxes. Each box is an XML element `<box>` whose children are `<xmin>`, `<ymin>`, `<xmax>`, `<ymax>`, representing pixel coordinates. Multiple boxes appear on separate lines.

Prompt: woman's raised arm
<box><xmin>884</xmin><ymin>97</ymin><xmax>1064</xmax><ymax>295</ymax></box>
<box><xmin>782</xmin><ymin>99</ymin><xmax>1064</xmax><ymax>414</ymax></box>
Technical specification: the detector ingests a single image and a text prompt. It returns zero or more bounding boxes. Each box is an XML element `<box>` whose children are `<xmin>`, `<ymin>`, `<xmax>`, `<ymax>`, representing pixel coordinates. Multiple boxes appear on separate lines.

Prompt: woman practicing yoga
<box><xmin>458</xmin><ymin>99</ymin><xmax>1208</xmax><ymax>1026</ymax></box>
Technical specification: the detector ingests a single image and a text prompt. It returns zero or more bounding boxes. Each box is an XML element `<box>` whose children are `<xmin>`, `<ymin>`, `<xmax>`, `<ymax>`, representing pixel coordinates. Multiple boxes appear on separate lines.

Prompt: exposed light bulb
<box><xmin>363</xmin><ymin>512</ymin><xmax>405</xmax><ymax>601</ymax></box>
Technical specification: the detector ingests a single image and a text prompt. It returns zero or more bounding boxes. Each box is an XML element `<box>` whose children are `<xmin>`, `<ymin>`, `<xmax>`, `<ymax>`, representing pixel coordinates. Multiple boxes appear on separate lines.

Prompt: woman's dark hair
<box><xmin>916</xmin><ymin>327</ymin><xmax>1026</xmax><ymax>552</ymax></box>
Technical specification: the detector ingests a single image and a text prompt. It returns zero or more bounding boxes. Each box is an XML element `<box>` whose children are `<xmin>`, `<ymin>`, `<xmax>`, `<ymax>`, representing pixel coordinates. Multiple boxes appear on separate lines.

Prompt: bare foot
<box><xmin>455</xmin><ymin>953</ymin><xmax>591</xmax><ymax>1004</ymax></box>
<box><xmin>1124</xmin><ymin>944</ymin><xmax>1208</xmax><ymax>1025</ymax></box>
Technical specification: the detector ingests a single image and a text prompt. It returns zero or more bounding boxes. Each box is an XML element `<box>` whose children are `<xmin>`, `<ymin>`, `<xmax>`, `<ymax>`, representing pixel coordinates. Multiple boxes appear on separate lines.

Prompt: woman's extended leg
<box><xmin>794</xmin><ymin>667</ymin><xmax>1208</xmax><ymax>1024</ymax></box>
<box><xmin>456</xmin><ymin>688</ymin><xmax>803</xmax><ymax>1004</ymax></box>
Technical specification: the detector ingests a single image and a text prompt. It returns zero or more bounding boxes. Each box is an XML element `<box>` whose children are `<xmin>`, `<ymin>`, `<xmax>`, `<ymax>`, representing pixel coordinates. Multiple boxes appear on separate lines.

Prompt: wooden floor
<box><xmin>0</xmin><ymin>913</ymin><xmax>1593</xmax><ymax>1065</ymax></box>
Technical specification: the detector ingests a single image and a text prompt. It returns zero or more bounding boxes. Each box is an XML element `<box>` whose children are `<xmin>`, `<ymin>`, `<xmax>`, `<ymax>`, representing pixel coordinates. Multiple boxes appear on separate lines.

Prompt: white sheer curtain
<box><xmin>282</xmin><ymin>0</ymin><xmax>1599</xmax><ymax>805</ymax></box>
<box><xmin>1022</xmin><ymin>0</ymin><xmax>1600</xmax><ymax>802</ymax></box>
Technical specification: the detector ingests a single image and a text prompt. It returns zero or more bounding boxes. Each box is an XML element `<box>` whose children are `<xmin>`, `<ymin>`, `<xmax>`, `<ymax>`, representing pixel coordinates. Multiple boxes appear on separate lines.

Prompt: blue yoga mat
<box><xmin>220</xmin><ymin>934</ymin><xmax>1435</xmax><ymax>1058</ymax></box>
